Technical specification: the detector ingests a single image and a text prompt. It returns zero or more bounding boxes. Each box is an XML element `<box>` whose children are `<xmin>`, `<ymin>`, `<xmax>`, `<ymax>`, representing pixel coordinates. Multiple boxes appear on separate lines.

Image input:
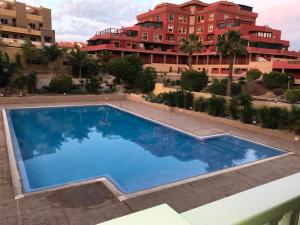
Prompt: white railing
<box><xmin>182</xmin><ymin>172</ymin><xmax>300</xmax><ymax>225</ymax></box>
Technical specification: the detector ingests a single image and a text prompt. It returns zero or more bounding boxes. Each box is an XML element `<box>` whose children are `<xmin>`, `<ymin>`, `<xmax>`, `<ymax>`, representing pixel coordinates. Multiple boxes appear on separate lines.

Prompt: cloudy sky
<box><xmin>25</xmin><ymin>0</ymin><xmax>300</xmax><ymax>50</ymax></box>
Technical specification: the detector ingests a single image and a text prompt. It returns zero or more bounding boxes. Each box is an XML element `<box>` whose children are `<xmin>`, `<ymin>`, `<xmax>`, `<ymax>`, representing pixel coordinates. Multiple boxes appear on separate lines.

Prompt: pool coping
<box><xmin>2</xmin><ymin>103</ymin><xmax>293</xmax><ymax>201</ymax></box>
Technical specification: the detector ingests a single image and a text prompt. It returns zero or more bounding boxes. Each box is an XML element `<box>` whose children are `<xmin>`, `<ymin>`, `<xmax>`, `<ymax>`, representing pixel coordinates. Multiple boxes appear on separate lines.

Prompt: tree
<box><xmin>180</xmin><ymin>33</ymin><xmax>202</xmax><ymax>70</ymax></box>
<box><xmin>136</xmin><ymin>67</ymin><xmax>157</xmax><ymax>93</ymax></box>
<box><xmin>43</xmin><ymin>44</ymin><xmax>63</xmax><ymax>77</ymax></box>
<box><xmin>49</xmin><ymin>75</ymin><xmax>73</xmax><ymax>94</ymax></box>
<box><xmin>246</xmin><ymin>69</ymin><xmax>262</xmax><ymax>82</ymax></box>
<box><xmin>98</xmin><ymin>50</ymin><xmax>111</xmax><ymax>77</ymax></box>
<box><xmin>14</xmin><ymin>76</ymin><xmax>27</xmax><ymax>96</ymax></box>
<box><xmin>180</xmin><ymin>70</ymin><xmax>208</xmax><ymax>92</ymax></box>
<box><xmin>263</xmin><ymin>71</ymin><xmax>294</xmax><ymax>89</ymax></box>
<box><xmin>68</xmin><ymin>47</ymin><xmax>88</xmax><ymax>80</ymax></box>
<box><xmin>21</xmin><ymin>40</ymin><xmax>38</xmax><ymax>64</ymax></box>
<box><xmin>217</xmin><ymin>30</ymin><xmax>247</xmax><ymax>96</ymax></box>
<box><xmin>109</xmin><ymin>55</ymin><xmax>143</xmax><ymax>88</ymax></box>
<box><xmin>0</xmin><ymin>51</ymin><xmax>15</xmax><ymax>88</ymax></box>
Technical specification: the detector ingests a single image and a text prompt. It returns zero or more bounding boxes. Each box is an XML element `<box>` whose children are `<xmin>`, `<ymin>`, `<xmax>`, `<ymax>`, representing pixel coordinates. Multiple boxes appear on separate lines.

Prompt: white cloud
<box><xmin>30</xmin><ymin>0</ymin><xmax>300</xmax><ymax>50</ymax></box>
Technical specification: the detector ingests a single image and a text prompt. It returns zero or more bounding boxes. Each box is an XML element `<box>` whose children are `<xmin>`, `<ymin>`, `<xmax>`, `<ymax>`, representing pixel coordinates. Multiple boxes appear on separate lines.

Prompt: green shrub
<box><xmin>49</xmin><ymin>75</ymin><xmax>73</xmax><ymax>94</ymax></box>
<box><xmin>208</xmin><ymin>96</ymin><xmax>226</xmax><ymax>117</ymax></box>
<box><xmin>85</xmin><ymin>77</ymin><xmax>100</xmax><ymax>94</ymax></box>
<box><xmin>263</xmin><ymin>72</ymin><xmax>294</xmax><ymax>89</ymax></box>
<box><xmin>210</xmin><ymin>79</ymin><xmax>227</xmax><ymax>96</ymax></box>
<box><xmin>210</xmin><ymin>79</ymin><xmax>242</xmax><ymax>96</ymax></box>
<box><xmin>285</xmin><ymin>89</ymin><xmax>300</xmax><ymax>103</ymax></box>
<box><xmin>184</xmin><ymin>92</ymin><xmax>194</xmax><ymax>110</ymax></box>
<box><xmin>180</xmin><ymin>70</ymin><xmax>208</xmax><ymax>92</ymax></box>
<box><xmin>241</xmin><ymin>105</ymin><xmax>254</xmax><ymax>124</ymax></box>
<box><xmin>232</xmin><ymin>83</ymin><xmax>242</xmax><ymax>96</ymax></box>
<box><xmin>229</xmin><ymin>97</ymin><xmax>239</xmax><ymax>119</ymax></box>
<box><xmin>165</xmin><ymin>92</ymin><xmax>177</xmax><ymax>107</ymax></box>
<box><xmin>26</xmin><ymin>72</ymin><xmax>37</xmax><ymax>94</ymax></box>
<box><xmin>238</xmin><ymin>77</ymin><xmax>246</xmax><ymax>85</ymax></box>
<box><xmin>289</xmin><ymin>106</ymin><xmax>300</xmax><ymax>133</ymax></box>
<box><xmin>257</xmin><ymin>106</ymin><xmax>289</xmax><ymax>129</ymax></box>
<box><xmin>13</xmin><ymin>76</ymin><xmax>27</xmax><ymax>92</ymax></box>
<box><xmin>175</xmin><ymin>91</ymin><xmax>185</xmax><ymax>108</ymax></box>
<box><xmin>193</xmin><ymin>97</ymin><xmax>208</xmax><ymax>112</ymax></box>
<box><xmin>136</xmin><ymin>67</ymin><xmax>156</xmax><ymax>93</ymax></box>
<box><xmin>246</xmin><ymin>69</ymin><xmax>262</xmax><ymax>81</ymax></box>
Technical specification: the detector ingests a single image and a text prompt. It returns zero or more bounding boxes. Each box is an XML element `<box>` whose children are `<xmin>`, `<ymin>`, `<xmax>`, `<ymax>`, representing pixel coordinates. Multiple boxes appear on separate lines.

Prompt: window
<box><xmin>224</xmin><ymin>14</ymin><xmax>229</xmax><ymax>20</ymax></box>
<box><xmin>29</xmin><ymin>23</ymin><xmax>36</xmax><ymax>29</ymax></box>
<box><xmin>168</xmin><ymin>14</ymin><xmax>174</xmax><ymax>21</ymax></box>
<box><xmin>209</xmin><ymin>13</ymin><xmax>214</xmax><ymax>21</ymax></box>
<box><xmin>156</xmin><ymin>15</ymin><xmax>161</xmax><ymax>22</ymax></box>
<box><xmin>196</xmin><ymin>25</ymin><xmax>204</xmax><ymax>34</ymax></box>
<box><xmin>30</xmin><ymin>37</ymin><xmax>36</xmax><ymax>41</ymax></box>
<box><xmin>126</xmin><ymin>42</ymin><xmax>132</xmax><ymax>47</ymax></box>
<box><xmin>113</xmin><ymin>41</ymin><xmax>120</xmax><ymax>47</ymax></box>
<box><xmin>168</xmin><ymin>24</ymin><xmax>174</xmax><ymax>33</ymax></box>
<box><xmin>208</xmin><ymin>24</ymin><xmax>214</xmax><ymax>32</ymax></box>
<box><xmin>178</xmin><ymin>26</ymin><xmax>187</xmax><ymax>34</ymax></box>
<box><xmin>179</xmin><ymin>15</ymin><xmax>187</xmax><ymax>23</ymax></box>
<box><xmin>0</xmin><ymin>18</ymin><xmax>8</xmax><ymax>24</ymax></box>
<box><xmin>154</xmin><ymin>34</ymin><xmax>163</xmax><ymax>41</ymax></box>
<box><xmin>142</xmin><ymin>32</ymin><xmax>148</xmax><ymax>40</ymax></box>
<box><xmin>197</xmin><ymin>15</ymin><xmax>205</xmax><ymax>23</ymax></box>
<box><xmin>2</xmin><ymin>33</ymin><xmax>9</xmax><ymax>38</ymax></box>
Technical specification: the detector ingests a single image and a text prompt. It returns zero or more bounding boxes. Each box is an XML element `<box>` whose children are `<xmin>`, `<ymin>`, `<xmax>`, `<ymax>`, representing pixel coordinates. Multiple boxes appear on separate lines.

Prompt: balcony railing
<box><xmin>97</xmin><ymin>172</ymin><xmax>300</xmax><ymax>225</ymax></box>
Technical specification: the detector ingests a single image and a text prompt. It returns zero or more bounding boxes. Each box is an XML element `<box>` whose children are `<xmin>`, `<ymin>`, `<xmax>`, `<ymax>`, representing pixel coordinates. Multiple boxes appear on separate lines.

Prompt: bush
<box><xmin>263</xmin><ymin>72</ymin><xmax>294</xmax><ymax>89</ymax></box>
<box><xmin>109</xmin><ymin>55</ymin><xmax>143</xmax><ymax>88</ymax></box>
<box><xmin>229</xmin><ymin>97</ymin><xmax>239</xmax><ymax>119</ymax></box>
<box><xmin>175</xmin><ymin>91</ymin><xmax>185</xmax><ymax>108</ymax></box>
<box><xmin>180</xmin><ymin>70</ymin><xmax>208</xmax><ymax>92</ymax></box>
<box><xmin>13</xmin><ymin>76</ymin><xmax>27</xmax><ymax>92</ymax></box>
<box><xmin>136</xmin><ymin>67</ymin><xmax>156</xmax><ymax>93</ymax></box>
<box><xmin>210</xmin><ymin>79</ymin><xmax>242</xmax><ymax>96</ymax></box>
<box><xmin>26</xmin><ymin>72</ymin><xmax>37</xmax><ymax>94</ymax></box>
<box><xmin>193</xmin><ymin>97</ymin><xmax>208</xmax><ymax>112</ymax></box>
<box><xmin>184</xmin><ymin>92</ymin><xmax>194</xmax><ymax>110</ymax></box>
<box><xmin>246</xmin><ymin>69</ymin><xmax>262</xmax><ymax>81</ymax></box>
<box><xmin>145</xmin><ymin>93</ymin><xmax>166</xmax><ymax>104</ymax></box>
<box><xmin>208</xmin><ymin>96</ymin><xmax>226</xmax><ymax>117</ymax></box>
<box><xmin>241</xmin><ymin>105</ymin><xmax>254</xmax><ymax>124</ymax></box>
<box><xmin>285</xmin><ymin>89</ymin><xmax>300</xmax><ymax>103</ymax></box>
<box><xmin>210</xmin><ymin>79</ymin><xmax>227</xmax><ymax>96</ymax></box>
<box><xmin>238</xmin><ymin>77</ymin><xmax>246</xmax><ymax>85</ymax></box>
<box><xmin>49</xmin><ymin>75</ymin><xmax>73</xmax><ymax>94</ymax></box>
<box><xmin>257</xmin><ymin>106</ymin><xmax>289</xmax><ymax>129</ymax></box>
<box><xmin>289</xmin><ymin>106</ymin><xmax>300</xmax><ymax>133</ymax></box>
<box><xmin>85</xmin><ymin>77</ymin><xmax>100</xmax><ymax>94</ymax></box>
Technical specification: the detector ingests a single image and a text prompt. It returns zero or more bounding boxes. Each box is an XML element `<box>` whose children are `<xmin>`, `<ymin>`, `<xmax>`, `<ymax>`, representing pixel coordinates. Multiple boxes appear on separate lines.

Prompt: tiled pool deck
<box><xmin>1</xmin><ymin>97</ymin><xmax>300</xmax><ymax>225</ymax></box>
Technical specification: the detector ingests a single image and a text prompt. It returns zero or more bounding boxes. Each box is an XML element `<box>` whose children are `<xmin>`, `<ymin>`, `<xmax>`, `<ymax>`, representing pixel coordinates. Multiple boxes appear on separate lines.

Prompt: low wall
<box><xmin>0</xmin><ymin>94</ymin><xmax>127</xmax><ymax>105</ymax></box>
<box><xmin>127</xmin><ymin>94</ymin><xmax>298</xmax><ymax>142</ymax></box>
<box><xmin>153</xmin><ymin>83</ymin><xmax>293</xmax><ymax>110</ymax></box>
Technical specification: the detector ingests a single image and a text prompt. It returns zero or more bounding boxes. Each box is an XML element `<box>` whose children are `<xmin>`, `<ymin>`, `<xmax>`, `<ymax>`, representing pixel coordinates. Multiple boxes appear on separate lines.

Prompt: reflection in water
<box><xmin>9</xmin><ymin>105</ymin><xmax>283</xmax><ymax>193</ymax></box>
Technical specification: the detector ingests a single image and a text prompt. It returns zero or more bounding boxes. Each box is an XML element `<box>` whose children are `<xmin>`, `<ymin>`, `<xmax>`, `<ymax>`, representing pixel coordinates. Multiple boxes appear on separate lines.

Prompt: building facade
<box><xmin>0</xmin><ymin>0</ymin><xmax>55</xmax><ymax>49</ymax></box>
<box><xmin>83</xmin><ymin>0</ymin><xmax>300</xmax><ymax>83</ymax></box>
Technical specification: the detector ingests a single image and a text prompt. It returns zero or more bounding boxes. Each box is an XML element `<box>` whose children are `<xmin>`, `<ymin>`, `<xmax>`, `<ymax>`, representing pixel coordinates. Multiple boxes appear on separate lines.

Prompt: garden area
<box><xmin>0</xmin><ymin>41</ymin><xmax>157</xmax><ymax>96</ymax></box>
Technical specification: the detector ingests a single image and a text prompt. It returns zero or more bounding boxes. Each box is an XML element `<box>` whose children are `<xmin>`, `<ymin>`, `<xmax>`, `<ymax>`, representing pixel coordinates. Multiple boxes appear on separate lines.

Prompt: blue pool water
<box><xmin>7</xmin><ymin>105</ymin><xmax>284</xmax><ymax>193</ymax></box>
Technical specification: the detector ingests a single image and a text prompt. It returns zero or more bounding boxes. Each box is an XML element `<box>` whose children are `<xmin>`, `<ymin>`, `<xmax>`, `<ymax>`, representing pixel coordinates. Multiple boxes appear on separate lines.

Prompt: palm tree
<box><xmin>43</xmin><ymin>44</ymin><xmax>63</xmax><ymax>77</ymax></box>
<box><xmin>98</xmin><ymin>50</ymin><xmax>111</xmax><ymax>78</ymax></box>
<box><xmin>68</xmin><ymin>47</ymin><xmax>88</xmax><ymax>80</ymax></box>
<box><xmin>180</xmin><ymin>33</ymin><xmax>202</xmax><ymax>70</ymax></box>
<box><xmin>217</xmin><ymin>30</ymin><xmax>247</xmax><ymax>96</ymax></box>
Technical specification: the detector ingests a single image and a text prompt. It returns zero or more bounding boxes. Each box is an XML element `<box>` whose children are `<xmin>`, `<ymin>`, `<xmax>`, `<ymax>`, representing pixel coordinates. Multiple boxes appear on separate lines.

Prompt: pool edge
<box><xmin>2</xmin><ymin>109</ymin><xmax>24</xmax><ymax>199</ymax></box>
<box><xmin>2</xmin><ymin>104</ymin><xmax>292</xmax><ymax>201</ymax></box>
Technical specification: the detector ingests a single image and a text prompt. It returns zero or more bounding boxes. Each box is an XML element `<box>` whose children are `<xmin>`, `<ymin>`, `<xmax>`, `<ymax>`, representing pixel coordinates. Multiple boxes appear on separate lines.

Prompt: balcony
<box><xmin>97</xmin><ymin>173</ymin><xmax>300</xmax><ymax>225</ymax></box>
<box><xmin>0</xmin><ymin>24</ymin><xmax>41</xmax><ymax>36</ymax></box>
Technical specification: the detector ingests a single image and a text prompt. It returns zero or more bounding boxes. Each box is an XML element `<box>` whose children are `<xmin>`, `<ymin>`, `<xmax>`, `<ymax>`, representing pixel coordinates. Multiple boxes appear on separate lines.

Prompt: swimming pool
<box><xmin>6</xmin><ymin>105</ymin><xmax>284</xmax><ymax>194</ymax></box>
